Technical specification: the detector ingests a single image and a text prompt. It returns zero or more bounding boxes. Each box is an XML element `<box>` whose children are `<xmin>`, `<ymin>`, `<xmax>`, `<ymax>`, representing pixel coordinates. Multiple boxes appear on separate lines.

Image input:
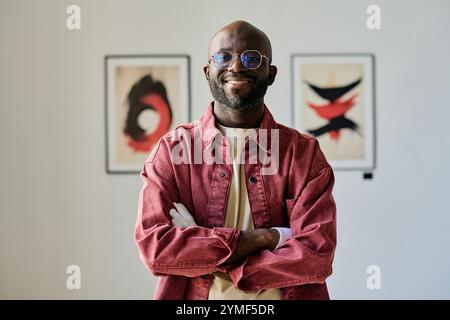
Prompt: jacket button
<box><xmin>249</xmin><ymin>176</ymin><xmax>257</xmax><ymax>183</ymax></box>
<box><xmin>220</xmin><ymin>172</ymin><xmax>226</xmax><ymax>178</ymax></box>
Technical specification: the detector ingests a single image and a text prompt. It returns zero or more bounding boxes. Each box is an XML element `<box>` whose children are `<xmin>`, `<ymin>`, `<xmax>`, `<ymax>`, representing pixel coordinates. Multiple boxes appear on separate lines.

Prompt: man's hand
<box><xmin>223</xmin><ymin>228</ymin><xmax>280</xmax><ymax>265</ymax></box>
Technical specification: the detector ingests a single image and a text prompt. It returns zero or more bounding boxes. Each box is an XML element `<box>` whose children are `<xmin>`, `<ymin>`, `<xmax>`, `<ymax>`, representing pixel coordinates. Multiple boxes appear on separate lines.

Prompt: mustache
<box><xmin>219</xmin><ymin>72</ymin><xmax>257</xmax><ymax>83</ymax></box>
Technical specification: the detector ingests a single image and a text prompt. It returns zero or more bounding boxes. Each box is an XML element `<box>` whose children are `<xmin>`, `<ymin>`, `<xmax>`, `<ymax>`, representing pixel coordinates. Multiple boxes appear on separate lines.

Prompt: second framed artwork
<box><xmin>105</xmin><ymin>55</ymin><xmax>190</xmax><ymax>173</ymax></box>
<box><xmin>291</xmin><ymin>53</ymin><xmax>376</xmax><ymax>171</ymax></box>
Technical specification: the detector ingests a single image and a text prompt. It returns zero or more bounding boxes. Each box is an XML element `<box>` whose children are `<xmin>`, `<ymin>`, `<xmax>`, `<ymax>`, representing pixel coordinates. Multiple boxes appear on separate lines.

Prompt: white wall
<box><xmin>1</xmin><ymin>0</ymin><xmax>449</xmax><ymax>299</ymax></box>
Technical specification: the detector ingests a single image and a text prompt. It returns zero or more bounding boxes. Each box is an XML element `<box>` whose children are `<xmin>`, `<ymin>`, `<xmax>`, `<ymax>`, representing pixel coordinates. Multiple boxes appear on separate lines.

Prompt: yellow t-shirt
<box><xmin>208</xmin><ymin>123</ymin><xmax>282</xmax><ymax>300</ymax></box>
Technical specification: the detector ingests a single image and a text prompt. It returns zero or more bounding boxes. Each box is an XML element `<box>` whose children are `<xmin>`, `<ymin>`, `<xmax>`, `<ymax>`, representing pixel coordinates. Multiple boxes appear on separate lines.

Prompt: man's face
<box><xmin>204</xmin><ymin>30</ymin><xmax>277</xmax><ymax>111</ymax></box>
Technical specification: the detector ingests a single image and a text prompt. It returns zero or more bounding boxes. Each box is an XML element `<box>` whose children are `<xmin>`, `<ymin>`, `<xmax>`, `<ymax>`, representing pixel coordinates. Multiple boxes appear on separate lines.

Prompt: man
<box><xmin>135</xmin><ymin>20</ymin><xmax>337</xmax><ymax>300</ymax></box>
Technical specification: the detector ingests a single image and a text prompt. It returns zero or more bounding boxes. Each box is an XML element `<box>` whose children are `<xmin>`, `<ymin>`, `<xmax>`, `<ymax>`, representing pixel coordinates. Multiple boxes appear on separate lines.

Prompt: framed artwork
<box><xmin>105</xmin><ymin>55</ymin><xmax>190</xmax><ymax>173</ymax></box>
<box><xmin>291</xmin><ymin>53</ymin><xmax>376</xmax><ymax>171</ymax></box>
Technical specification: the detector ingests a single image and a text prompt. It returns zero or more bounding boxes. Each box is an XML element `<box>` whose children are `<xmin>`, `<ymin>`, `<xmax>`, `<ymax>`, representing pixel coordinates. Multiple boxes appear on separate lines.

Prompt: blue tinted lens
<box><xmin>214</xmin><ymin>51</ymin><xmax>232</xmax><ymax>67</ymax></box>
<box><xmin>242</xmin><ymin>51</ymin><xmax>261</xmax><ymax>69</ymax></box>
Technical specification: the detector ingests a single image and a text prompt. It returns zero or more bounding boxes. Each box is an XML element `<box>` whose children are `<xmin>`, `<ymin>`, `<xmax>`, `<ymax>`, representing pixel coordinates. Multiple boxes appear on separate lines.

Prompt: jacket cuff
<box><xmin>211</xmin><ymin>227</ymin><xmax>241</xmax><ymax>273</ymax></box>
<box><xmin>227</xmin><ymin>261</ymin><xmax>246</xmax><ymax>289</ymax></box>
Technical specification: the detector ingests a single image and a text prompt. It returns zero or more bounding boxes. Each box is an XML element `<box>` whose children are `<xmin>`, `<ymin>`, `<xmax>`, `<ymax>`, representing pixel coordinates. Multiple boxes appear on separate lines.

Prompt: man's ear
<box><xmin>267</xmin><ymin>65</ymin><xmax>277</xmax><ymax>86</ymax></box>
<box><xmin>203</xmin><ymin>65</ymin><xmax>210</xmax><ymax>81</ymax></box>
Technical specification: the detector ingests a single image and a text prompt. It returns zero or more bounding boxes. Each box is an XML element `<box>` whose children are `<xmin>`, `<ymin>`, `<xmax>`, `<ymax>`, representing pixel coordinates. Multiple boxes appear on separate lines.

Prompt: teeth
<box><xmin>227</xmin><ymin>80</ymin><xmax>250</xmax><ymax>84</ymax></box>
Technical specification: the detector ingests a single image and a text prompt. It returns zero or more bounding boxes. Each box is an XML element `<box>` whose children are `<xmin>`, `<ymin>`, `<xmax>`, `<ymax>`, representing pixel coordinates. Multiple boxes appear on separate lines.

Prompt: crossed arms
<box><xmin>134</xmin><ymin>156</ymin><xmax>336</xmax><ymax>291</ymax></box>
<box><xmin>170</xmin><ymin>202</ymin><xmax>285</xmax><ymax>281</ymax></box>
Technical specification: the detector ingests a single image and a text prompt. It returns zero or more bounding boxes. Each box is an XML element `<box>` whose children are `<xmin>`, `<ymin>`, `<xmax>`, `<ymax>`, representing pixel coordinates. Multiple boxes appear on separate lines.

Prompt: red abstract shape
<box><xmin>306</xmin><ymin>94</ymin><xmax>358</xmax><ymax>141</ymax></box>
<box><xmin>126</xmin><ymin>93</ymin><xmax>171</xmax><ymax>152</ymax></box>
<box><xmin>329</xmin><ymin>130</ymin><xmax>340</xmax><ymax>140</ymax></box>
<box><xmin>306</xmin><ymin>94</ymin><xmax>357</xmax><ymax>120</ymax></box>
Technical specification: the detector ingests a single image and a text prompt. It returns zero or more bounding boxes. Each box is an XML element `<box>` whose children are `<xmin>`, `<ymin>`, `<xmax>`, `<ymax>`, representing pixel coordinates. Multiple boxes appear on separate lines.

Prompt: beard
<box><xmin>208</xmin><ymin>74</ymin><xmax>269</xmax><ymax>112</ymax></box>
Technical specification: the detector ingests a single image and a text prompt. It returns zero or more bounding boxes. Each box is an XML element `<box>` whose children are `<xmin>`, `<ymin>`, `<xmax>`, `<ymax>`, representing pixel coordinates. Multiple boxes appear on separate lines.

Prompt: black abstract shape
<box><xmin>124</xmin><ymin>74</ymin><xmax>172</xmax><ymax>141</ymax></box>
<box><xmin>307</xmin><ymin>116</ymin><xmax>360</xmax><ymax>137</ymax></box>
<box><xmin>305</xmin><ymin>78</ymin><xmax>362</xmax><ymax>102</ymax></box>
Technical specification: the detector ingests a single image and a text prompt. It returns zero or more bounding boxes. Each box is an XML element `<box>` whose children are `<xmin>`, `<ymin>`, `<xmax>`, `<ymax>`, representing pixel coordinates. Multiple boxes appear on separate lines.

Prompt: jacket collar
<box><xmin>199</xmin><ymin>101</ymin><xmax>278</xmax><ymax>145</ymax></box>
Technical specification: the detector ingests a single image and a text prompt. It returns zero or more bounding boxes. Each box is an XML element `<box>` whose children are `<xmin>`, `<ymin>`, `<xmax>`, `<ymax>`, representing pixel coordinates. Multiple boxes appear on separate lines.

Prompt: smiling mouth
<box><xmin>223</xmin><ymin>78</ymin><xmax>253</xmax><ymax>84</ymax></box>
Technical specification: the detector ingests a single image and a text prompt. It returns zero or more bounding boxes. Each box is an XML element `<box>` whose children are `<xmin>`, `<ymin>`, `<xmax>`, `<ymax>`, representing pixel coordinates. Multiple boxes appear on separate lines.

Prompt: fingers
<box><xmin>169</xmin><ymin>208</ymin><xmax>188</xmax><ymax>228</ymax></box>
<box><xmin>173</xmin><ymin>202</ymin><xmax>188</xmax><ymax>217</ymax></box>
<box><xmin>173</xmin><ymin>202</ymin><xmax>197</xmax><ymax>226</ymax></box>
<box><xmin>169</xmin><ymin>203</ymin><xmax>197</xmax><ymax>228</ymax></box>
<box><xmin>169</xmin><ymin>208</ymin><xmax>179</xmax><ymax>219</ymax></box>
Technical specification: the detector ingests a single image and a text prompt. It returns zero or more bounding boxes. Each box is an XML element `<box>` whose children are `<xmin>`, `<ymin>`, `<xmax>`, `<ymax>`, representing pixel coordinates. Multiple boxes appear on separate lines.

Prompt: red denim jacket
<box><xmin>135</xmin><ymin>103</ymin><xmax>337</xmax><ymax>300</ymax></box>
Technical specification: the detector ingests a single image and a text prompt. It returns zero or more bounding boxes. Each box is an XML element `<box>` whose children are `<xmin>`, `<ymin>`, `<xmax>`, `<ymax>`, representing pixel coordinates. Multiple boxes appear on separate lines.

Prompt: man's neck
<box><xmin>213</xmin><ymin>102</ymin><xmax>265</xmax><ymax>128</ymax></box>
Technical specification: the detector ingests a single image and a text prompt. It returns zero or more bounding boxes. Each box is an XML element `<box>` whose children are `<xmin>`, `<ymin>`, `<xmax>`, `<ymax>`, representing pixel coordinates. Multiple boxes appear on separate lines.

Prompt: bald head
<box><xmin>204</xmin><ymin>20</ymin><xmax>277</xmax><ymax>116</ymax></box>
<box><xmin>208</xmin><ymin>20</ymin><xmax>272</xmax><ymax>62</ymax></box>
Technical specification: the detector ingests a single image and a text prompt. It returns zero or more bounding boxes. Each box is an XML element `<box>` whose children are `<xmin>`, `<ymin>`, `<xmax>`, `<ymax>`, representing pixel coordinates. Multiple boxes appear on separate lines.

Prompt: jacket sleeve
<box><xmin>228</xmin><ymin>149</ymin><xmax>337</xmax><ymax>291</ymax></box>
<box><xmin>134</xmin><ymin>141</ymin><xmax>241</xmax><ymax>278</ymax></box>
